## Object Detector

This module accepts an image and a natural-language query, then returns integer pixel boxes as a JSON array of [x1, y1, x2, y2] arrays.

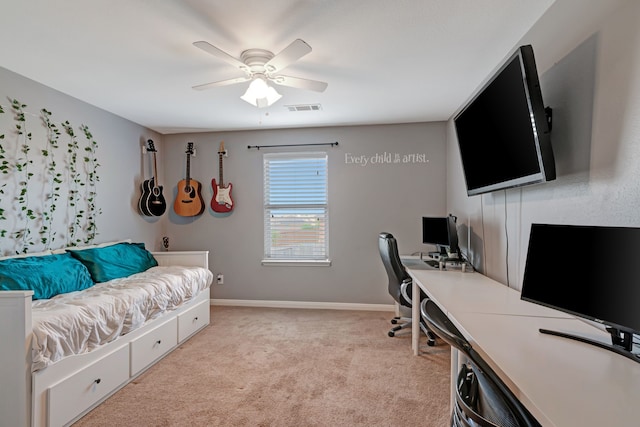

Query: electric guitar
[[174, 142, 205, 217], [211, 141, 234, 213], [138, 139, 167, 216]]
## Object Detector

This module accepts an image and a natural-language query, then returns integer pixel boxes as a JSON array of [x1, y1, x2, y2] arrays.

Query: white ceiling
[[0, 0, 555, 134]]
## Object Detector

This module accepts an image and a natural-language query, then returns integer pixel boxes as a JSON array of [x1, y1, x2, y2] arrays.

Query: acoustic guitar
[[138, 139, 167, 216], [211, 141, 234, 213], [174, 142, 205, 217]]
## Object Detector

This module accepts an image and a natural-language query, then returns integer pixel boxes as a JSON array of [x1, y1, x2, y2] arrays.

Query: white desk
[[406, 267, 640, 427], [409, 267, 572, 317]]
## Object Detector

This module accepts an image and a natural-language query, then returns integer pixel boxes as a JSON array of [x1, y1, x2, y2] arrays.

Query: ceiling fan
[[192, 39, 328, 108]]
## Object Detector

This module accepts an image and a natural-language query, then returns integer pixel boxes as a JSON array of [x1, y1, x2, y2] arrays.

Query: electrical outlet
[[216, 274, 224, 285]]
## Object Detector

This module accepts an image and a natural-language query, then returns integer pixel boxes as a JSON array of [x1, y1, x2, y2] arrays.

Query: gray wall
[[447, 0, 640, 290], [3, 0, 636, 304], [0, 64, 447, 305], [10, 0, 630, 304], [0, 67, 162, 254], [5, 0, 635, 304], [162, 123, 447, 304]]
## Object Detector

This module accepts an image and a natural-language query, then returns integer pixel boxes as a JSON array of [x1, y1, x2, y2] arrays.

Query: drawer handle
[[156, 339, 162, 345], [94, 378, 101, 385], [194, 316, 199, 321]]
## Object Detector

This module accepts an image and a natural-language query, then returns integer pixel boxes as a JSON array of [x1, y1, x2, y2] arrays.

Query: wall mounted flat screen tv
[[521, 223, 640, 363], [454, 45, 556, 196]]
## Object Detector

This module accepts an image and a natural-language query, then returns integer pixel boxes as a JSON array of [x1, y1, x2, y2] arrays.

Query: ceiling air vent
[[285, 104, 322, 112]]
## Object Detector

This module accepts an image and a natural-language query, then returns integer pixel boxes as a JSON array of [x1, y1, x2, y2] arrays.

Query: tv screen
[[521, 223, 640, 336], [422, 216, 459, 255], [454, 45, 556, 196]]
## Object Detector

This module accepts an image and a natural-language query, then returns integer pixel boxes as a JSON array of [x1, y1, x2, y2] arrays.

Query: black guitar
[[139, 139, 167, 216]]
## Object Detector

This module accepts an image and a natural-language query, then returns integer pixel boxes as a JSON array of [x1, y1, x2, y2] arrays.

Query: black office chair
[[378, 232, 436, 346], [420, 298, 541, 427]]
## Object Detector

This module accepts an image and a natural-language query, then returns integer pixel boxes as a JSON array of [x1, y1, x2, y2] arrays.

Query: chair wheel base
[[388, 331, 395, 337], [391, 319, 398, 325]]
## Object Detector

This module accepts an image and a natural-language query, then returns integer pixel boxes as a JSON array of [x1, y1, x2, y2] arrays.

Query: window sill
[[261, 259, 332, 267]]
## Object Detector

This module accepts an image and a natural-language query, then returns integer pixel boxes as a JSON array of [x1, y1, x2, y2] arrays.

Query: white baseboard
[[210, 298, 394, 312]]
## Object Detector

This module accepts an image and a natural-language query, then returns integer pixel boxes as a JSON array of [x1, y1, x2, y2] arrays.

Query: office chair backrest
[[420, 299, 471, 353], [378, 232, 411, 305], [454, 363, 523, 427]]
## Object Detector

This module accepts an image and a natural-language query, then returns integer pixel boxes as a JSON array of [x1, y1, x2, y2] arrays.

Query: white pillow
[[0, 250, 53, 261], [51, 239, 133, 254]]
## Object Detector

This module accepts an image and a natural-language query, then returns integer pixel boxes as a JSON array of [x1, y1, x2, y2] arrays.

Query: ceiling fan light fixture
[[240, 77, 282, 108]]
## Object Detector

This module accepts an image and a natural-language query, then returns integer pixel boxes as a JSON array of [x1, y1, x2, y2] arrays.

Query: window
[[263, 152, 329, 265]]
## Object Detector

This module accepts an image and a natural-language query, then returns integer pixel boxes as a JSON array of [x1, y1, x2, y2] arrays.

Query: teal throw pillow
[[0, 252, 94, 300], [67, 242, 158, 283]]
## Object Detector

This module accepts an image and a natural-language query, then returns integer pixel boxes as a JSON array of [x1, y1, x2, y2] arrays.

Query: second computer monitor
[[422, 215, 459, 256]]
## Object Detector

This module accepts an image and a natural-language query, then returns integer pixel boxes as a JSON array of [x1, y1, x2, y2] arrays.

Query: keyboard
[[423, 259, 440, 268], [401, 258, 436, 270]]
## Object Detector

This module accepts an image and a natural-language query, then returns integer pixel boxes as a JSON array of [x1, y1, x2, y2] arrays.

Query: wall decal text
[[344, 152, 428, 167]]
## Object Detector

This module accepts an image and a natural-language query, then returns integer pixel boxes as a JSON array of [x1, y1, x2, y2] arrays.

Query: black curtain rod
[[247, 142, 339, 150]]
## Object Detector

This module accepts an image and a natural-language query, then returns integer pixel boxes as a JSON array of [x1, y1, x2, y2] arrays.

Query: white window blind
[[263, 152, 328, 262]]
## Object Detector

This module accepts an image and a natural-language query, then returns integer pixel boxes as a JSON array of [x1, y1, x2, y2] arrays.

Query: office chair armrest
[[400, 278, 412, 303]]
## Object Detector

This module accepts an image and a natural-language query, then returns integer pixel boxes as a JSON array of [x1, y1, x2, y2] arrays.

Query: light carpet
[[73, 306, 451, 426]]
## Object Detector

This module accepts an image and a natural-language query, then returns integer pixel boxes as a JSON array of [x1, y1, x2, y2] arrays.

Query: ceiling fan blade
[[192, 76, 251, 91], [270, 75, 328, 93], [193, 41, 249, 72], [264, 39, 312, 73]]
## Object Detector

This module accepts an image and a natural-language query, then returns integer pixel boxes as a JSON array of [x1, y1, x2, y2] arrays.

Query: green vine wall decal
[[62, 120, 82, 246], [0, 104, 6, 238], [80, 124, 100, 244], [11, 99, 35, 252], [41, 108, 62, 247], [0, 98, 102, 256]]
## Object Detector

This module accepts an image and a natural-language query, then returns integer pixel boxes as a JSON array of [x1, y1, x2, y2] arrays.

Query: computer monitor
[[521, 223, 640, 363], [422, 215, 460, 257]]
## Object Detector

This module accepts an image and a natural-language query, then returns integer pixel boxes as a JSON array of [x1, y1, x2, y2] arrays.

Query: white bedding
[[30, 265, 213, 372]]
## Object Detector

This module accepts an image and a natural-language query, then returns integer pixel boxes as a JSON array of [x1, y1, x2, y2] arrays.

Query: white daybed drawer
[[47, 344, 129, 427], [178, 299, 210, 342], [130, 317, 178, 376]]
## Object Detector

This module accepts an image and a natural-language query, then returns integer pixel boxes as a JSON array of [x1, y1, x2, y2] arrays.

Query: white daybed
[[0, 247, 212, 427]]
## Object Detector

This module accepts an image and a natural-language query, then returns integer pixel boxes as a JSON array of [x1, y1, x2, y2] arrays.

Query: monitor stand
[[539, 327, 640, 364], [427, 246, 448, 260]]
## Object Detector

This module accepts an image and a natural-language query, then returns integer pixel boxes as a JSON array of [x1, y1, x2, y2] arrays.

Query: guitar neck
[[146, 139, 161, 188], [185, 152, 191, 185], [218, 153, 224, 186], [152, 152, 159, 185]]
